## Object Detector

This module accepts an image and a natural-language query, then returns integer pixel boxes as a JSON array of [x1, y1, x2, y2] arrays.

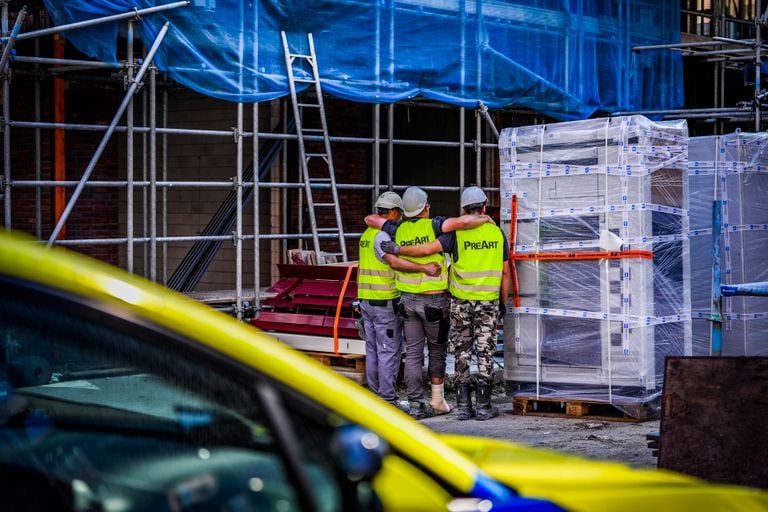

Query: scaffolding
[[2, 1, 764, 321], [629, 0, 768, 132], [0, 2, 505, 319]]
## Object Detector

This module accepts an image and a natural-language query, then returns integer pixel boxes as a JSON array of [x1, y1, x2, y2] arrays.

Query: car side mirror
[[330, 423, 389, 482]]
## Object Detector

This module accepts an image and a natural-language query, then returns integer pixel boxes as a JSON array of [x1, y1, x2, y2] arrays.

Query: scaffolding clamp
[[231, 126, 242, 143]]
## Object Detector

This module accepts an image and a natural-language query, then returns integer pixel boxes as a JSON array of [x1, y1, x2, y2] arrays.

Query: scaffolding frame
[[4, 2, 765, 319], [629, 0, 768, 132], [0, 2, 504, 319]]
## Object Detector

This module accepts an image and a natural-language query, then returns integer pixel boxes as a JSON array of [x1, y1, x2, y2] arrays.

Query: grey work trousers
[[400, 292, 449, 402], [360, 299, 403, 403]]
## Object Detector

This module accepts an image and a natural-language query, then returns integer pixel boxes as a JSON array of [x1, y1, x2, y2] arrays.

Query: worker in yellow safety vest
[[358, 191, 441, 410], [380, 186, 510, 421], [368, 186, 494, 419]]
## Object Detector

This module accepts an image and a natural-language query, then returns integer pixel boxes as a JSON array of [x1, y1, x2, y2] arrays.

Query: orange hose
[[333, 264, 357, 355]]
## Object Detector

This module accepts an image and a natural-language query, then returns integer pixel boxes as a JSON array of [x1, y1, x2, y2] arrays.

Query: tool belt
[[365, 298, 398, 307]]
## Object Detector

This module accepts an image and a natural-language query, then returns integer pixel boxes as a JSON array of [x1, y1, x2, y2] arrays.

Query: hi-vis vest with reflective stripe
[[449, 223, 504, 300], [395, 218, 448, 293], [358, 227, 398, 300]]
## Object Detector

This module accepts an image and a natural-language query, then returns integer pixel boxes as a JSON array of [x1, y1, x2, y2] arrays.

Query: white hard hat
[[461, 186, 487, 208], [374, 191, 403, 210], [402, 186, 428, 218]]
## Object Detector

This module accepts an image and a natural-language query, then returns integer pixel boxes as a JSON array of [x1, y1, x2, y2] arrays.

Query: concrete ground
[[421, 394, 660, 469], [415, 357, 660, 469]]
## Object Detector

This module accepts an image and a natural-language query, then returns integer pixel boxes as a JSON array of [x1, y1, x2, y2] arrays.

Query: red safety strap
[[508, 195, 653, 307], [509, 195, 521, 307], [510, 250, 653, 261]]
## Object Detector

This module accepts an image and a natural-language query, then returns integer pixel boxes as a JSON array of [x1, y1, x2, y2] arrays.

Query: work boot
[[456, 383, 474, 421], [475, 381, 499, 421], [409, 400, 427, 420], [387, 399, 411, 414], [429, 383, 453, 415]]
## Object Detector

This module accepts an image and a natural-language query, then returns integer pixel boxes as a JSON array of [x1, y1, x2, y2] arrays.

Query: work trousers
[[361, 299, 403, 403], [450, 298, 499, 385], [400, 292, 449, 402]]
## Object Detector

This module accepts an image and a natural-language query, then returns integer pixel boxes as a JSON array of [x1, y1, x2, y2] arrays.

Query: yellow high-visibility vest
[[358, 227, 398, 300], [395, 218, 447, 293], [449, 223, 503, 300]]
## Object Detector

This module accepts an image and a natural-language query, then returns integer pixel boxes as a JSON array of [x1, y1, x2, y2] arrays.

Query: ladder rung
[[302, 128, 324, 133], [289, 52, 313, 59], [298, 103, 320, 108], [315, 203, 336, 207], [306, 153, 327, 158], [317, 228, 341, 232], [294, 78, 315, 84]]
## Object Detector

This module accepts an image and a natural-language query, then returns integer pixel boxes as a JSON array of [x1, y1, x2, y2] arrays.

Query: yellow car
[[0, 229, 766, 512]]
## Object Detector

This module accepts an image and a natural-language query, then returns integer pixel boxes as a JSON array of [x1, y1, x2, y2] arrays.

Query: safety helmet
[[402, 186, 429, 218], [374, 191, 403, 210], [460, 186, 487, 209]]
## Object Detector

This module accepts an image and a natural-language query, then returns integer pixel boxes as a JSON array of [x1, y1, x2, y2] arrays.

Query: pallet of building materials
[[512, 394, 654, 422], [251, 263, 360, 347], [498, 115, 691, 414]]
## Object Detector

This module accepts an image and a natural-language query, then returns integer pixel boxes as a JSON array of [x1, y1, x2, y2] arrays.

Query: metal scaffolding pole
[[162, 86, 169, 284], [756, 0, 763, 131], [475, 105, 481, 188], [3, 2, 188, 43], [149, 64, 158, 282], [253, 102, 261, 310], [387, 104, 394, 188], [126, 19, 135, 273], [47, 23, 170, 245], [1, 3, 24, 228], [0, 6, 26, 73], [374, 103, 381, 197], [34, 37, 41, 238], [459, 107, 466, 200], [236, 102, 244, 319]]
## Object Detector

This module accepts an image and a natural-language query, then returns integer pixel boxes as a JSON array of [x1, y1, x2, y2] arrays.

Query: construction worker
[[381, 186, 510, 421], [365, 186, 494, 419], [358, 191, 442, 410]]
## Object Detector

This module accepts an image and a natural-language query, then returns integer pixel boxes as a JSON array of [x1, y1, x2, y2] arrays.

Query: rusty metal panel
[[658, 357, 768, 489]]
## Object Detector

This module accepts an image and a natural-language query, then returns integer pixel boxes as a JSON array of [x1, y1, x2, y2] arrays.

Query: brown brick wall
[[1, 41, 121, 265]]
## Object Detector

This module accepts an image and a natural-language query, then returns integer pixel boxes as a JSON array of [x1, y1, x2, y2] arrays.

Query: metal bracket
[[231, 126, 242, 143]]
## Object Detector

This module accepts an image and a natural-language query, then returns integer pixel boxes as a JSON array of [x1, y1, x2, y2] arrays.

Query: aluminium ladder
[[281, 31, 348, 264]]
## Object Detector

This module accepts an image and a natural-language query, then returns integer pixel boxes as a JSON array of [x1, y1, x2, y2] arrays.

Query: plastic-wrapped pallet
[[498, 115, 691, 417], [689, 132, 768, 357]]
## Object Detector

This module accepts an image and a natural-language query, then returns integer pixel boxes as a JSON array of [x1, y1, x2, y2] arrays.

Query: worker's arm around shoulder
[[383, 253, 441, 276], [396, 239, 443, 258], [441, 214, 494, 233]]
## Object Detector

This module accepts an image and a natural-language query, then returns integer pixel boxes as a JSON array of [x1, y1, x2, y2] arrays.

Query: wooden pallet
[[303, 351, 366, 385], [512, 395, 654, 422]]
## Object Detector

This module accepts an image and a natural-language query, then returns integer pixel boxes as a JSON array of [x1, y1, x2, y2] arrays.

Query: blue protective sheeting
[[42, 0, 683, 121]]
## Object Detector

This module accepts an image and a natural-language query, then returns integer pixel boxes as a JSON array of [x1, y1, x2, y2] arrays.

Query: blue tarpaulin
[[42, 0, 683, 121]]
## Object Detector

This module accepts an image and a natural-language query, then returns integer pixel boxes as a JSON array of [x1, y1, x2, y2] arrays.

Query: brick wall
[[1, 38, 121, 265]]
